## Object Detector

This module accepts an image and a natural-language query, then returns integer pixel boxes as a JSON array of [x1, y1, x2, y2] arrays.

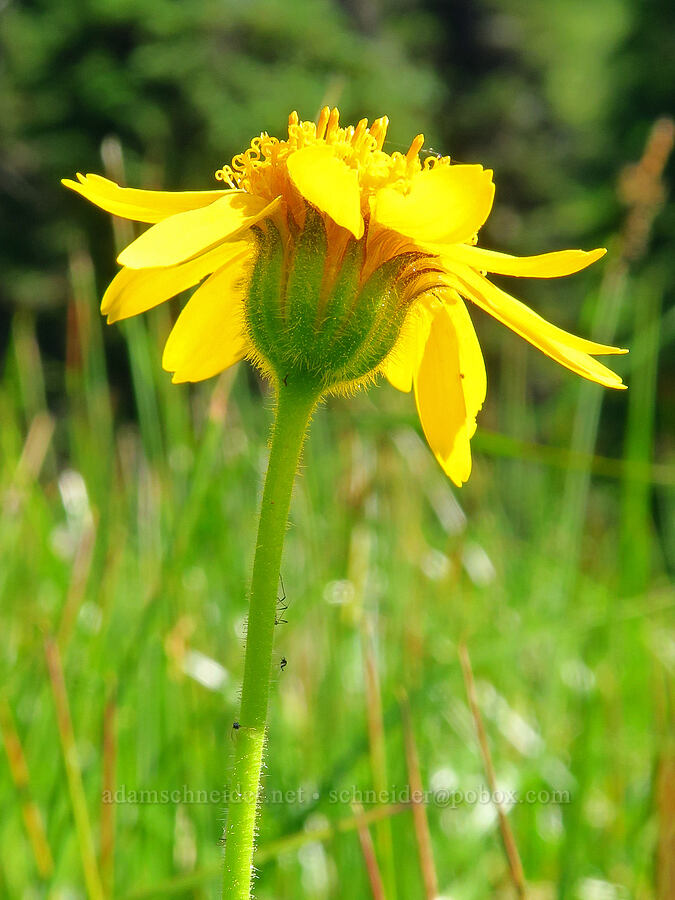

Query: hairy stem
[[222, 378, 319, 899]]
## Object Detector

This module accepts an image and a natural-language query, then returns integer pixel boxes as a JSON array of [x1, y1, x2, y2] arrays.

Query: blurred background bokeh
[[1, 0, 673, 897]]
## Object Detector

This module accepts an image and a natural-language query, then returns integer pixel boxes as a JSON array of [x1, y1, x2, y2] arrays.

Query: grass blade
[[459, 643, 527, 898], [353, 801, 388, 900], [0, 695, 54, 879], [44, 637, 105, 900], [399, 689, 438, 900]]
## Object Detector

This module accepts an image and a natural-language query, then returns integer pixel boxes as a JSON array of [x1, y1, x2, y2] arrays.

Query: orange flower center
[[215, 108, 453, 204]]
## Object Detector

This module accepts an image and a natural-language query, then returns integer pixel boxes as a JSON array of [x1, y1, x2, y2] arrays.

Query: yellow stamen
[[316, 106, 330, 140], [370, 116, 389, 152], [353, 118, 368, 144], [326, 108, 340, 141], [406, 134, 425, 166]]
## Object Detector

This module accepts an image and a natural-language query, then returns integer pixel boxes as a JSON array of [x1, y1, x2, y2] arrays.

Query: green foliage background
[[0, 0, 673, 897]]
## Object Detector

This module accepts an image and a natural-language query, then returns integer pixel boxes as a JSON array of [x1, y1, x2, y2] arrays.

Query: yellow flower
[[63, 107, 626, 486]]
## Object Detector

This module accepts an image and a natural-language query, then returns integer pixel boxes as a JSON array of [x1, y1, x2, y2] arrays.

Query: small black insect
[[420, 146, 443, 160], [275, 574, 288, 625], [280, 657, 287, 671], [231, 721, 240, 740]]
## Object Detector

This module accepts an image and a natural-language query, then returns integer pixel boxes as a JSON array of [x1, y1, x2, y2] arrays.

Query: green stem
[[222, 377, 320, 899]]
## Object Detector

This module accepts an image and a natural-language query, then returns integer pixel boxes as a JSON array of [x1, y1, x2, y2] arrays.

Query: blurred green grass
[[0, 148, 673, 898]]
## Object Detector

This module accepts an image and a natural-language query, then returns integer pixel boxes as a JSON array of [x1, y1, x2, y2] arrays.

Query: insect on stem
[[275, 574, 289, 625]]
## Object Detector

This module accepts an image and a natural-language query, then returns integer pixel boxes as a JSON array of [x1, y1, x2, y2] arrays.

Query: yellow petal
[[62, 173, 232, 224], [118, 193, 279, 269], [413, 300, 473, 486], [438, 243, 607, 278], [101, 241, 252, 323], [162, 251, 251, 383], [443, 292, 487, 437], [382, 304, 432, 392], [287, 144, 363, 238], [372, 165, 495, 245], [451, 263, 627, 388]]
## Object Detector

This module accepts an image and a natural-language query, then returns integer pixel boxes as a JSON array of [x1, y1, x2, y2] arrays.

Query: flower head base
[[63, 108, 627, 485], [244, 207, 446, 392], [214, 110, 458, 391]]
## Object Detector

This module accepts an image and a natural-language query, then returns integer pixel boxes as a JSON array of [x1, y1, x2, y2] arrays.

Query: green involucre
[[244, 207, 423, 394]]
